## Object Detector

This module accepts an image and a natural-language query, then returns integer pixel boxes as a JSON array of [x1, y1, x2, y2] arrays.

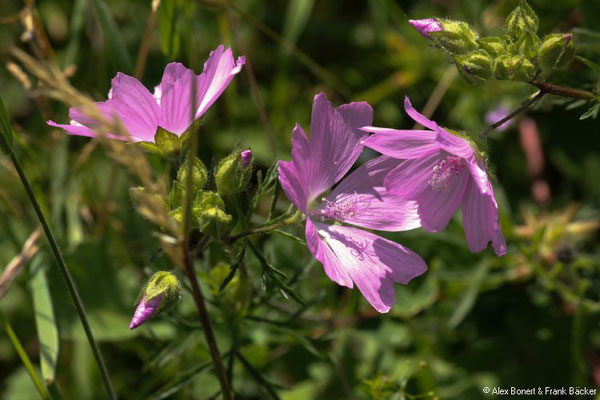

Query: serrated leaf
[[29, 256, 59, 385], [0, 96, 14, 156]]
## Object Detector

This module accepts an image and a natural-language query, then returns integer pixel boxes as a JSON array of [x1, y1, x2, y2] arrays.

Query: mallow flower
[[278, 93, 427, 313], [362, 97, 507, 256], [48, 45, 245, 143]]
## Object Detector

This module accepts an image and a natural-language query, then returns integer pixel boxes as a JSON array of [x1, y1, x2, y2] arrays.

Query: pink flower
[[241, 149, 252, 169], [409, 18, 443, 39], [129, 294, 163, 330], [48, 45, 245, 142], [278, 93, 426, 313], [362, 97, 507, 256]]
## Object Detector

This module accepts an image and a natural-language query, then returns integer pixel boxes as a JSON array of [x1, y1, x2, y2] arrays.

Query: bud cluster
[[410, 0, 575, 86]]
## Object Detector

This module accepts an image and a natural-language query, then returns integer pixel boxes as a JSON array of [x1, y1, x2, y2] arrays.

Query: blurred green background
[[0, 0, 599, 399]]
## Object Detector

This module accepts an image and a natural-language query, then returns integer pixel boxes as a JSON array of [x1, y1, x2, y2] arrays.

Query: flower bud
[[215, 149, 252, 196], [137, 127, 190, 156], [429, 19, 479, 54], [539, 33, 575, 72], [177, 156, 208, 195], [193, 191, 232, 233], [494, 55, 536, 81], [130, 271, 181, 330], [454, 50, 493, 86], [478, 36, 511, 58], [505, 0, 539, 38], [516, 30, 541, 59], [409, 18, 443, 39]]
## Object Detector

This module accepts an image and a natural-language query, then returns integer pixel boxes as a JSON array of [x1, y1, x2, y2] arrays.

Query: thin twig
[[531, 81, 597, 101], [479, 91, 546, 137], [228, 210, 302, 243], [181, 130, 233, 400]]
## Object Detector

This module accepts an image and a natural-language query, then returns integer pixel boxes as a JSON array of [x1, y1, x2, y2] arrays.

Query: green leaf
[[580, 102, 600, 120], [576, 56, 600, 76], [89, 0, 133, 73], [29, 256, 59, 385], [158, 0, 182, 59], [0, 96, 14, 156], [281, 0, 315, 55]]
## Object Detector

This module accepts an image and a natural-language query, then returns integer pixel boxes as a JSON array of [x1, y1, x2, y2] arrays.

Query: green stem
[[531, 81, 597, 100], [181, 132, 233, 400], [9, 153, 116, 400], [228, 210, 302, 243], [1, 311, 51, 400]]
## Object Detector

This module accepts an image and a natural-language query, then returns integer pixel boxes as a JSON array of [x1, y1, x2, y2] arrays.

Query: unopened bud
[[494, 55, 536, 81], [409, 18, 443, 39], [539, 33, 575, 72], [505, 0, 539, 38], [454, 50, 493, 86], [130, 271, 181, 330], [478, 36, 511, 58], [516, 30, 541, 59], [429, 19, 479, 54], [193, 191, 232, 233], [215, 149, 252, 195], [177, 156, 208, 195]]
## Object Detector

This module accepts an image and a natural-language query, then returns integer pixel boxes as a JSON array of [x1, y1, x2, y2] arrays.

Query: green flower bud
[[429, 19, 479, 55], [494, 55, 536, 81], [454, 50, 493, 86], [478, 36, 512, 58], [539, 33, 575, 72], [130, 271, 182, 329], [516, 29, 541, 60], [177, 156, 208, 195], [505, 0, 539, 38], [193, 191, 232, 233], [215, 149, 253, 196]]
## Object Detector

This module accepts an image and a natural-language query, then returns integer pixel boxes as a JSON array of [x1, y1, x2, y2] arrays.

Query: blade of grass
[[29, 256, 59, 385], [89, 0, 134, 73]]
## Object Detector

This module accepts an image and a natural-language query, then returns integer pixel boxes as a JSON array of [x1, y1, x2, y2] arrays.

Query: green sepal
[[137, 126, 191, 156], [0, 97, 14, 156], [215, 150, 253, 196], [505, 0, 539, 38], [516, 29, 541, 60], [136, 271, 182, 314], [430, 19, 479, 55], [493, 55, 536, 81], [478, 36, 513, 58], [192, 191, 232, 234], [177, 156, 208, 195], [539, 33, 575, 73], [454, 50, 493, 86]]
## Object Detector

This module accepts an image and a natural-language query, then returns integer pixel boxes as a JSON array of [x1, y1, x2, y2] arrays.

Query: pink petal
[[466, 156, 492, 195], [318, 156, 421, 231], [311, 222, 427, 313], [155, 62, 198, 135], [129, 293, 164, 330], [403, 96, 439, 131], [384, 152, 469, 232], [307, 93, 372, 202], [436, 128, 474, 159], [461, 177, 507, 256], [278, 124, 312, 213], [305, 219, 353, 288], [362, 127, 439, 159], [195, 46, 245, 119]]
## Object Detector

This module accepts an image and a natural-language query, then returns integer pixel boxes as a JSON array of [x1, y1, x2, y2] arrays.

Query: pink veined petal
[[384, 151, 469, 232], [155, 62, 198, 135], [436, 128, 474, 159], [403, 96, 439, 131], [466, 155, 492, 195], [362, 127, 439, 159], [104, 73, 160, 141], [195, 46, 245, 120], [312, 222, 427, 313], [307, 93, 372, 202], [278, 124, 312, 213], [305, 219, 353, 288], [129, 293, 164, 330], [47, 120, 125, 140], [318, 156, 421, 231], [461, 177, 507, 256]]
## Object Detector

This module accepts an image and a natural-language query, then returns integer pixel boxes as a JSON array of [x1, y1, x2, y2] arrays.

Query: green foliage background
[[0, 0, 599, 398]]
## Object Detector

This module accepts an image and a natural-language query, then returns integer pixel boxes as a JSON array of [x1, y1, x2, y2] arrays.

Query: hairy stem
[[228, 210, 303, 243], [9, 153, 116, 400], [181, 131, 233, 400], [531, 81, 597, 101], [479, 91, 546, 137]]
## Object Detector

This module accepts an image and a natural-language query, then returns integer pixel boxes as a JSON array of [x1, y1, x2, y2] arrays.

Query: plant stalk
[[228, 210, 302, 243], [479, 91, 546, 136], [8, 153, 116, 400], [531, 81, 597, 101]]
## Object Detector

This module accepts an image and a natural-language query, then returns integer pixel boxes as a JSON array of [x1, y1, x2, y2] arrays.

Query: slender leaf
[[580, 102, 600, 120], [0, 96, 14, 156], [89, 0, 133, 73], [448, 260, 491, 328], [29, 256, 59, 385], [158, 0, 181, 59]]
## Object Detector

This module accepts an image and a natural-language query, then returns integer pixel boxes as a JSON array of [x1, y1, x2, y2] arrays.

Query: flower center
[[428, 156, 465, 191], [315, 194, 366, 221]]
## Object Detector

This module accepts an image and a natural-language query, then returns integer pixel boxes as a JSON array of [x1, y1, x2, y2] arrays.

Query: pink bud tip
[[409, 18, 443, 39], [564, 33, 573, 44], [241, 149, 252, 169], [129, 294, 164, 330]]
